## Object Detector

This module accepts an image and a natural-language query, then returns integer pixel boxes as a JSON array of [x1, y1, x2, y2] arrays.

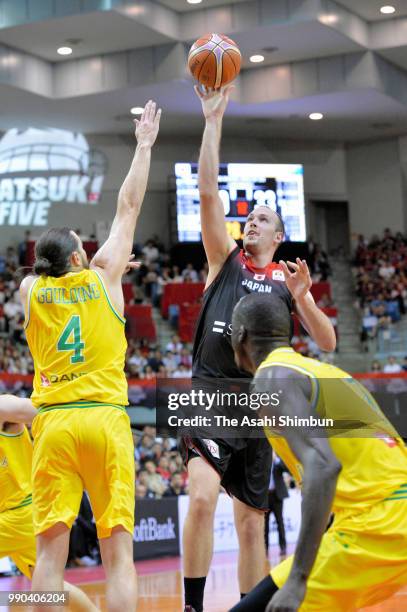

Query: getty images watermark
[[165, 388, 334, 430]]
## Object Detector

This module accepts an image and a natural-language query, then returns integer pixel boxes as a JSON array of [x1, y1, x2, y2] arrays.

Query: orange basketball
[[188, 33, 241, 89]]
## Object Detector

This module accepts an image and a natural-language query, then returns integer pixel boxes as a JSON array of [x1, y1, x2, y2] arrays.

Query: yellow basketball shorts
[[0, 503, 36, 578], [271, 493, 407, 611], [31, 404, 135, 538]]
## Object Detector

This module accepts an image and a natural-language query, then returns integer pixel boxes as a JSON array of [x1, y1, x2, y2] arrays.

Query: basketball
[[188, 33, 241, 89]]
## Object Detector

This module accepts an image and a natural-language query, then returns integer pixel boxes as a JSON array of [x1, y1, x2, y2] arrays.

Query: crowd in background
[[354, 229, 407, 344]]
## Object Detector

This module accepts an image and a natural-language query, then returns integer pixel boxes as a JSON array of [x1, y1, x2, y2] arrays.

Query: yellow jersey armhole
[[92, 269, 126, 325], [256, 361, 320, 411], [23, 278, 39, 331]]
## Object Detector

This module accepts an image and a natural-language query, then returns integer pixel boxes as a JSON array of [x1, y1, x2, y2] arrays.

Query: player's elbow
[[326, 457, 342, 479], [324, 338, 336, 353], [307, 451, 342, 482], [318, 332, 336, 353]]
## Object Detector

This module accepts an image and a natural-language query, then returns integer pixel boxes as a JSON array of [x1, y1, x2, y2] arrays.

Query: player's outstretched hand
[[279, 258, 312, 301], [134, 100, 162, 147], [195, 84, 234, 121], [123, 254, 141, 275], [265, 579, 306, 612]]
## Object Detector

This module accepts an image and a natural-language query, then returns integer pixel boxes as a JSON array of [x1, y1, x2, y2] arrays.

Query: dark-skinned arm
[[254, 366, 341, 612]]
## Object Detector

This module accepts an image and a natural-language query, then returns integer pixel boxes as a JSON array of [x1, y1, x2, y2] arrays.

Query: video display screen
[[175, 162, 306, 242]]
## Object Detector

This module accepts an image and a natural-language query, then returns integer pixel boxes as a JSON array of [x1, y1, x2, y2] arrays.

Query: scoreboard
[[175, 162, 306, 243]]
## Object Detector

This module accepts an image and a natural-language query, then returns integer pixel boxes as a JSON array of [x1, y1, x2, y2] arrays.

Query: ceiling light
[[130, 107, 144, 115], [187, 0, 202, 4], [380, 5, 396, 14], [250, 54, 265, 63], [319, 14, 338, 25], [57, 46, 72, 56], [309, 112, 324, 120]]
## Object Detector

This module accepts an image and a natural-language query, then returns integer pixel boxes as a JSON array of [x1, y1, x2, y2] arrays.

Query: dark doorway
[[310, 201, 350, 256]]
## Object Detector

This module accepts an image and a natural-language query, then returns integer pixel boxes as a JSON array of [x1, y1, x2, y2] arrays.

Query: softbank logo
[[0, 128, 107, 226], [212, 321, 226, 333]]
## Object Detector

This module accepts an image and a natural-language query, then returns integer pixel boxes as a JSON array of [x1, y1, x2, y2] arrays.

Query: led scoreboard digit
[[175, 163, 306, 242]]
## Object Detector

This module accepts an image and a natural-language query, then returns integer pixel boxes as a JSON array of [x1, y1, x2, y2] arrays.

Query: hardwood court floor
[[0, 550, 405, 611]]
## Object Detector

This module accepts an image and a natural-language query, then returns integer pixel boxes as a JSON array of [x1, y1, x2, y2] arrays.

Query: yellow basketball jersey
[[258, 347, 407, 513], [0, 426, 32, 513], [25, 269, 128, 408]]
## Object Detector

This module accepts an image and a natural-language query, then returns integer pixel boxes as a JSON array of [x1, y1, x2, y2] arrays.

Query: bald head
[[231, 293, 291, 372]]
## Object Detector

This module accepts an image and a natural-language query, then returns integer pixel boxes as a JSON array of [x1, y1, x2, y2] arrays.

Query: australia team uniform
[[258, 348, 407, 610], [24, 268, 134, 537], [182, 246, 292, 510], [0, 426, 36, 578]]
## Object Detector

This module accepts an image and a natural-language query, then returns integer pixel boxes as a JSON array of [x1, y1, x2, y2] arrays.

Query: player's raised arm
[[91, 100, 161, 284], [280, 258, 337, 352], [195, 86, 236, 285], [254, 367, 341, 612], [0, 394, 37, 424]]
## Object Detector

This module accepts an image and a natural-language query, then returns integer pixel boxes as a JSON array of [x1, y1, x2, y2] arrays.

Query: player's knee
[[188, 489, 217, 521], [236, 510, 264, 545]]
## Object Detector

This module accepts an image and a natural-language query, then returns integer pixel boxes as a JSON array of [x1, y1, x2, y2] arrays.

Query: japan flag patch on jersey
[[253, 273, 265, 281], [272, 269, 285, 281]]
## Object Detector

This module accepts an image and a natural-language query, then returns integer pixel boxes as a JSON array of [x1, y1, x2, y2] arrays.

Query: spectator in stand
[[143, 264, 160, 305], [3, 291, 24, 329], [142, 365, 156, 379], [171, 265, 183, 282], [157, 456, 171, 483], [166, 334, 183, 354], [128, 347, 148, 371], [135, 484, 149, 499], [383, 356, 403, 374], [137, 434, 155, 461], [179, 347, 192, 368], [378, 258, 395, 281], [150, 442, 163, 463], [172, 363, 192, 378], [163, 350, 179, 374], [402, 357, 407, 372], [371, 360, 382, 373], [137, 470, 157, 499], [310, 244, 331, 281], [142, 239, 160, 264], [143, 460, 167, 498], [164, 472, 186, 497], [182, 263, 198, 282], [147, 349, 164, 372]]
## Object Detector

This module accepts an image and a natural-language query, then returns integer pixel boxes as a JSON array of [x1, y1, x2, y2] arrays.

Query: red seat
[[161, 283, 205, 318], [125, 304, 156, 341], [122, 283, 134, 303]]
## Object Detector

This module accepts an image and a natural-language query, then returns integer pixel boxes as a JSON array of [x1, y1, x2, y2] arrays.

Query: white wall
[[346, 138, 406, 239]]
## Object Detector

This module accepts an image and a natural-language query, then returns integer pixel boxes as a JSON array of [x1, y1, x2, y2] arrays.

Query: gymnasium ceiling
[[2, 0, 407, 141]]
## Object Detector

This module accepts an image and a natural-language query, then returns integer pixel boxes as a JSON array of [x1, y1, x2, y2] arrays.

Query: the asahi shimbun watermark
[[0, 128, 107, 226], [155, 377, 403, 439]]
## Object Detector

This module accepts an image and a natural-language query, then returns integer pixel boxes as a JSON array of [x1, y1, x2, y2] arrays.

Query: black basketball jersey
[[193, 247, 293, 379]]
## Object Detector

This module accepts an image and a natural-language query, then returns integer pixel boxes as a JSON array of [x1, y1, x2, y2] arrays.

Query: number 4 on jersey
[[57, 315, 85, 364]]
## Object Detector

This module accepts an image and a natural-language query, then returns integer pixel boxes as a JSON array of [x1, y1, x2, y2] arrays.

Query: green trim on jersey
[[23, 277, 40, 330], [0, 429, 24, 438], [9, 493, 33, 511], [38, 401, 125, 414]]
